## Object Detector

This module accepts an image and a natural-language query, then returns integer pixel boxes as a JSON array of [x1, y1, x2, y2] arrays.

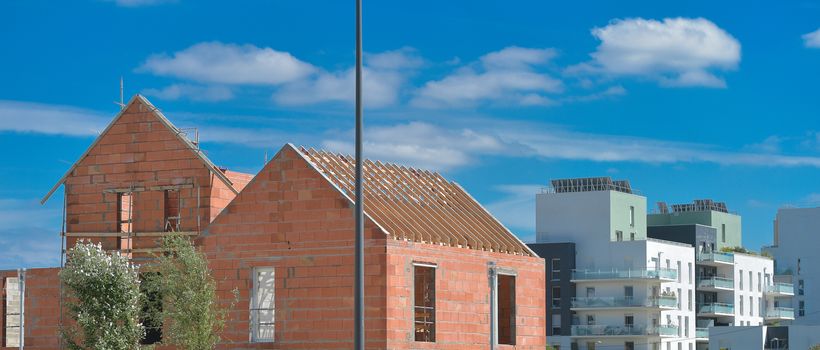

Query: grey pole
[[353, 0, 365, 349]]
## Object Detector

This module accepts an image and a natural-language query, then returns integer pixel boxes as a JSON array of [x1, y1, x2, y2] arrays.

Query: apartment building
[[648, 201, 793, 350], [708, 325, 820, 349], [533, 177, 697, 350], [763, 206, 820, 325], [3, 95, 547, 349]]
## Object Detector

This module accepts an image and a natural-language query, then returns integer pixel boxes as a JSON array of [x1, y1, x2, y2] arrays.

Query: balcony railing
[[571, 296, 677, 309], [765, 307, 795, 319], [571, 325, 678, 337], [572, 268, 678, 281], [698, 302, 735, 315], [696, 327, 709, 339], [698, 276, 734, 290], [697, 252, 734, 264], [765, 283, 794, 295]]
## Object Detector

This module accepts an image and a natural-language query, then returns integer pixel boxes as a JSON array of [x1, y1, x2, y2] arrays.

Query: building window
[[677, 262, 682, 283], [677, 288, 682, 309], [685, 316, 689, 337], [164, 189, 180, 232], [630, 232, 635, 241], [758, 272, 762, 292], [629, 206, 635, 227], [721, 224, 726, 243], [552, 286, 561, 308], [626, 341, 635, 350], [739, 269, 744, 290], [587, 341, 597, 350], [586, 287, 595, 298], [798, 258, 802, 275], [551, 314, 561, 336], [799, 279, 805, 295], [625, 314, 634, 328], [739, 296, 744, 315], [624, 286, 634, 299], [677, 316, 682, 336], [117, 192, 133, 251], [688, 263, 693, 284], [551, 258, 561, 280], [414, 264, 436, 342], [587, 314, 595, 325], [749, 296, 754, 316], [688, 290, 692, 311], [251, 267, 275, 343], [616, 230, 623, 242], [497, 274, 516, 345], [4, 277, 21, 348], [749, 271, 753, 291], [799, 301, 806, 317]]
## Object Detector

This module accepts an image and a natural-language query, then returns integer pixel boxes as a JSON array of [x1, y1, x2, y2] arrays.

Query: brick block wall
[[0, 268, 61, 350], [384, 241, 546, 349], [202, 146, 389, 350]]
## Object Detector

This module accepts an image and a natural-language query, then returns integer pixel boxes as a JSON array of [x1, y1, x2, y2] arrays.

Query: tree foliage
[[60, 241, 144, 350], [143, 233, 235, 350]]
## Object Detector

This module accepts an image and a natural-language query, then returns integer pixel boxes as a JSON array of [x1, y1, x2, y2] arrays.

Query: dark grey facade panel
[[527, 242, 576, 337]]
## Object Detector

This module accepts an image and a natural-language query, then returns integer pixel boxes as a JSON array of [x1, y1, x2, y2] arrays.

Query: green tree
[[144, 233, 234, 350], [810, 344, 820, 350], [60, 241, 144, 350]]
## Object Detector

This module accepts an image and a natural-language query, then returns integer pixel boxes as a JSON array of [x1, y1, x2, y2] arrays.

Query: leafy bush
[[143, 233, 235, 350], [60, 241, 144, 350]]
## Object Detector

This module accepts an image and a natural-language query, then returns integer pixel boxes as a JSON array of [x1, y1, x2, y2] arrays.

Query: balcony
[[571, 268, 677, 282], [570, 296, 677, 310], [765, 307, 795, 321], [698, 276, 734, 292], [696, 327, 709, 341], [571, 325, 678, 338], [696, 252, 734, 266], [698, 303, 735, 317], [764, 283, 795, 297]]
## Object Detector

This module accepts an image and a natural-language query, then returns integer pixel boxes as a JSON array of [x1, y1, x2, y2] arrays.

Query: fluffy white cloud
[[138, 42, 316, 85], [143, 84, 234, 102], [570, 17, 740, 88], [0, 100, 107, 136], [412, 47, 563, 108], [803, 28, 820, 48], [321, 121, 513, 170], [272, 48, 422, 108]]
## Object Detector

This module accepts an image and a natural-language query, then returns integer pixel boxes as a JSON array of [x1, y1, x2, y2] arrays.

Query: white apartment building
[[535, 178, 793, 350], [763, 206, 820, 325], [537, 177, 697, 350]]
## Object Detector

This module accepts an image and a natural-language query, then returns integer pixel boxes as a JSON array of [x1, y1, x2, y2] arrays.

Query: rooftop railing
[[697, 252, 734, 264]]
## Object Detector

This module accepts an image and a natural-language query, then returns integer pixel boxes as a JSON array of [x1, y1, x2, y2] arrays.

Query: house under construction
[[0, 95, 546, 349]]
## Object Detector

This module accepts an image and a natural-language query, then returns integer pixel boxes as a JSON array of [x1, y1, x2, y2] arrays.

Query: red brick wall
[[384, 241, 546, 349], [202, 145, 388, 349], [63, 99, 241, 256], [0, 268, 61, 350], [201, 145, 546, 349]]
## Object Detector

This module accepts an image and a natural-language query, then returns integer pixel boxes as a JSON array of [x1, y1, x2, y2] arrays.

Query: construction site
[[0, 95, 547, 349]]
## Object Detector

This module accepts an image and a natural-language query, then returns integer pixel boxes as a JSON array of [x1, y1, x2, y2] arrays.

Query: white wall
[[764, 207, 820, 325], [732, 254, 773, 326]]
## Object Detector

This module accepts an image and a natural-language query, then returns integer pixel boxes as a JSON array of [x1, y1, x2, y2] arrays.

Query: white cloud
[[138, 42, 316, 85], [0, 199, 62, 269], [803, 28, 820, 48], [570, 17, 740, 88], [143, 84, 234, 102], [0, 100, 107, 136], [104, 0, 175, 7], [412, 47, 563, 108], [485, 184, 542, 237], [321, 121, 513, 170], [272, 48, 422, 108]]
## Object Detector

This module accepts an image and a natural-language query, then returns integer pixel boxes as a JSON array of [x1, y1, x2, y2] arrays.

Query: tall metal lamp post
[[353, 0, 365, 349]]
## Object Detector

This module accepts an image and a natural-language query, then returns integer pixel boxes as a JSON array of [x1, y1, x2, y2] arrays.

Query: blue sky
[[1, 0, 819, 269]]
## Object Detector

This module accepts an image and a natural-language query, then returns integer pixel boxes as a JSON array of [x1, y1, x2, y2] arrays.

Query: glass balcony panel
[[698, 276, 734, 289], [571, 325, 677, 336], [765, 307, 794, 319], [765, 283, 794, 295], [696, 327, 709, 338], [697, 252, 734, 264], [698, 303, 734, 315], [571, 296, 677, 308], [572, 268, 678, 281]]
